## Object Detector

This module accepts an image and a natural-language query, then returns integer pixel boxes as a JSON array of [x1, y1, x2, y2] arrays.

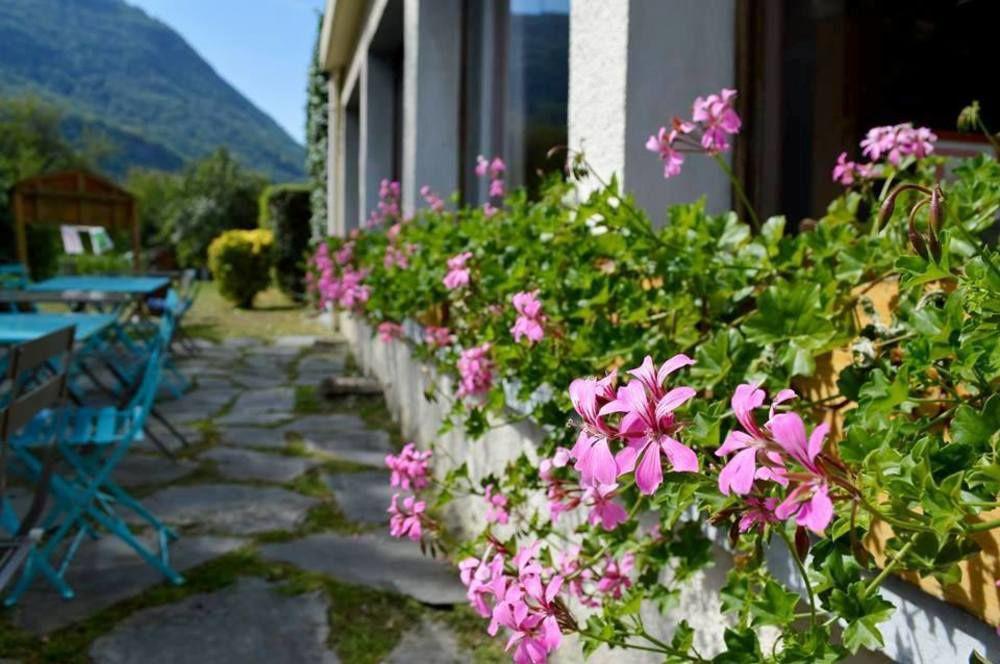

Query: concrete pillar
[[361, 54, 398, 218], [401, 0, 463, 216], [326, 75, 341, 237], [569, 0, 736, 223]]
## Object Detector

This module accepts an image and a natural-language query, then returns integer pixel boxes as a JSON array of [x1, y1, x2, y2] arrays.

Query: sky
[[129, 0, 326, 145]]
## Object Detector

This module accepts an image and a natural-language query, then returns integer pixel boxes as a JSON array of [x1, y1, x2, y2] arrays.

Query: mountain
[[0, 0, 305, 181]]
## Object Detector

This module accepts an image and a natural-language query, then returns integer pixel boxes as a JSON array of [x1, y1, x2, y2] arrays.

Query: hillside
[[0, 0, 304, 181]]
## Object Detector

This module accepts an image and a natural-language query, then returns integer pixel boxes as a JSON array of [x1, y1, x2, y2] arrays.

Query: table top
[[26, 276, 170, 295], [0, 313, 118, 344]]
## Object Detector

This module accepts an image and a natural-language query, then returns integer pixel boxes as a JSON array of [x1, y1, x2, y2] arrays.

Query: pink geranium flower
[[387, 493, 425, 541], [423, 326, 454, 348], [377, 321, 403, 342], [457, 343, 494, 397], [584, 483, 628, 531], [601, 355, 699, 494], [443, 251, 473, 289], [715, 384, 795, 496], [511, 290, 546, 345], [770, 412, 834, 534], [385, 443, 431, 490], [484, 484, 510, 525]]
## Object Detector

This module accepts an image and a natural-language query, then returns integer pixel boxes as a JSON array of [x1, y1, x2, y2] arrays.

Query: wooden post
[[130, 198, 141, 272], [13, 189, 29, 272]]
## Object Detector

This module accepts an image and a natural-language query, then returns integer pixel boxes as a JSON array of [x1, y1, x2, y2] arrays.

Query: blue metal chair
[[4, 321, 184, 605], [0, 327, 74, 596]]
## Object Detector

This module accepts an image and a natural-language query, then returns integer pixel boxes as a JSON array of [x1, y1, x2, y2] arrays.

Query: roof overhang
[[319, 0, 368, 72]]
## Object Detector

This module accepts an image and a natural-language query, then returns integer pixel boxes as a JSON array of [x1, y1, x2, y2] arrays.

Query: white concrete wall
[[338, 312, 998, 663], [568, 0, 734, 223]]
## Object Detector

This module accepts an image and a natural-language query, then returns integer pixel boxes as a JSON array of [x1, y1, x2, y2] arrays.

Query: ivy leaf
[[857, 368, 909, 415], [750, 579, 800, 626], [670, 620, 694, 653], [826, 581, 895, 653], [951, 394, 1000, 448], [713, 628, 762, 663]]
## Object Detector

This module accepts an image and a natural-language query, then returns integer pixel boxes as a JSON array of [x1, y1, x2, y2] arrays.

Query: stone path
[[0, 334, 480, 663]]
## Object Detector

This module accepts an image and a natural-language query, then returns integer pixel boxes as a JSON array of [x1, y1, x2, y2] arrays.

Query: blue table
[[26, 276, 170, 296], [0, 313, 118, 344]]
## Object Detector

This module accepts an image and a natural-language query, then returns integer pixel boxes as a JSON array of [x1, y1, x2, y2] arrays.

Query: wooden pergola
[[12, 170, 140, 271]]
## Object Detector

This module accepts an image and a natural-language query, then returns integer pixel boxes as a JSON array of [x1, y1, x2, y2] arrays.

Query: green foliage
[[58, 252, 132, 276], [259, 183, 312, 299], [207, 228, 273, 308], [315, 149, 1000, 661], [0, 0, 304, 181], [130, 148, 268, 269], [305, 13, 329, 238]]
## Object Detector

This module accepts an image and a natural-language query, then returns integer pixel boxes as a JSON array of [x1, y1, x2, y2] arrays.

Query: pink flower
[[377, 321, 403, 342], [489, 157, 506, 178], [388, 493, 425, 541], [584, 484, 628, 531], [443, 251, 473, 289], [383, 245, 409, 269], [484, 484, 510, 525], [423, 326, 454, 348], [769, 412, 834, 534], [568, 372, 620, 487], [691, 88, 741, 154], [737, 496, 780, 533], [483, 202, 499, 218], [861, 123, 937, 165], [601, 355, 699, 494], [420, 184, 446, 213], [334, 242, 354, 266], [475, 155, 489, 177], [457, 343, 494, 397], [511, 290, 546, 345], [645, 127, 685, 178], [493, 585, 562, 664], [459, 550, 507, 618], [715, 384, 796, 496], [489, 178, 505, 198], [385, 443, 432, 490], [595, 553, 634, 600]]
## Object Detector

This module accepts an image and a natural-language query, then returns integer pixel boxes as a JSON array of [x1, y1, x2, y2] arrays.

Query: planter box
[[338, 312, 998, 663]]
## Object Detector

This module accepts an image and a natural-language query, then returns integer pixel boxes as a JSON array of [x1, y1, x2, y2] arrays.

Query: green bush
[[259, 183, 311, 300], [58, 252, 132, 275], [207, 229, 273, 308]]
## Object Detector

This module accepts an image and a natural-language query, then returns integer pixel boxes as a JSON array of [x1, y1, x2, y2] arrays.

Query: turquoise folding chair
[[0, 263, 36, 313], [0, 327, 74, 596], [4, 323, 184, 605]]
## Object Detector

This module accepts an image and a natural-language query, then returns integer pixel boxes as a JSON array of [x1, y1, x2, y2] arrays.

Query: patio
[[0, 331, 496, 663]]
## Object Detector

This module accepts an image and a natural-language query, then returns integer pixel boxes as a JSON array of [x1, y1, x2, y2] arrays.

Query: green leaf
[[951, 394, 1000, 448], [749, 579, 800, 626]]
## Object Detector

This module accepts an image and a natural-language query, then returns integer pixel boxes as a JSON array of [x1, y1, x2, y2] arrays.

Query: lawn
[[184, 281, 330, 342]]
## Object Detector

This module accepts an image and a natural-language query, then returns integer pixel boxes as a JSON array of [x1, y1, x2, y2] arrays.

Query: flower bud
[[876, 193, 897, 231], [908, 210, 929, 260]]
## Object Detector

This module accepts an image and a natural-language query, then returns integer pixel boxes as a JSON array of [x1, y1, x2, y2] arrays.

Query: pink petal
[[807, 422, 830, 464], [657, 354, 695, 384], [661, 435, 698, 473], [768, 388, 797, 419], [655, 386, 696, 421], [634, 442, 663, 494], [798, 484, 833, 534], [614, 443, 640, 474], [768, 412, 808, 464], [718, 447, 757, 495], [716, 429, 754, 457], [731, 383, 765, 434], [587, 438, 618, 487], [626, 356, 658, 393]]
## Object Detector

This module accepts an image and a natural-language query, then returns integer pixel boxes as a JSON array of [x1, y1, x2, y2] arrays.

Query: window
[[461, 0, 569, 202]]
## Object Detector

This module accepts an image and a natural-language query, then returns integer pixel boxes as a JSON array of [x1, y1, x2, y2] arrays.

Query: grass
[[185, 282, 328, 342]]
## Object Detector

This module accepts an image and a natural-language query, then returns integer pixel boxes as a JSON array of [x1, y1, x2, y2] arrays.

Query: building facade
[[319, 0, 997, 237]]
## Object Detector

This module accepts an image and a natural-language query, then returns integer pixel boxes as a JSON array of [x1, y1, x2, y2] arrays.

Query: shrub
[[207, 228, 273, 308], [259, 183, 311, 300], [58, 252, 132, 275]]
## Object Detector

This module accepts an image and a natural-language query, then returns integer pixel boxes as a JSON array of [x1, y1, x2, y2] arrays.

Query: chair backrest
[[0, 327, 73, 536]]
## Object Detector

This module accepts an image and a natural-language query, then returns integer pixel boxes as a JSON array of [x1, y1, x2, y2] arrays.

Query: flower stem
[[778, 528, 816, 626], [713, 154, 760, 232], [863, 539, 914, 598], [966, 517, 1000, 534]]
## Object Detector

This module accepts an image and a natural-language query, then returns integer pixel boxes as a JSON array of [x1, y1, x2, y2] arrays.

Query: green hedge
[[259, 183, 312, 300], [207, 229, 273, 308]]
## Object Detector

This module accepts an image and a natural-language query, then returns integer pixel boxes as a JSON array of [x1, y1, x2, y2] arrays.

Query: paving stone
[[215, 387, 296, 425], [327, 471, 393, 524], [384, 618, 467, 664], [223, 337, 258, 349], [155, 388, 234, 420], [260, 532, 466, 605], [295, 428, 394, 467], [219, 425, 289, 450], [274, 335, 320, 348], [296, 354, 346, 383], [113, 454, 197, 488], [204, 447, 314, 483], [11, 536, 244, 635], [228, 371, 288, 391], [89, 577, 338, 664], [319, 375, 382, 396], [241, 353, 294, 375], [133, 484, 318, 535], [136, 423, 199, 455]]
